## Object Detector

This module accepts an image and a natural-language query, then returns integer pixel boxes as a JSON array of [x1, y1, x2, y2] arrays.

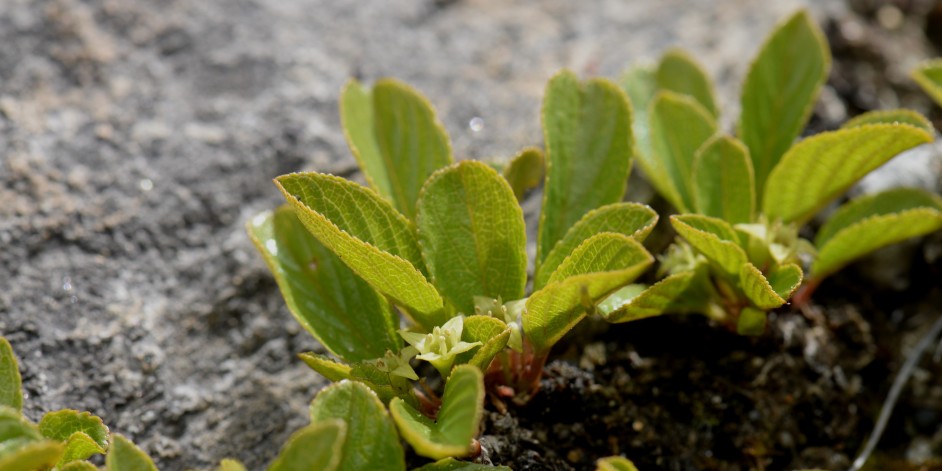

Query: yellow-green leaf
[[0, 406, 42, 446], [526, 234, 653, 352], [738, 263, 787, 310], [656, 48, 718, 117], [502, 147, 544, 201], [106, 435, 157, 471], [310, 381, 405, 471], [767, 263, 803, 300], [736, 307, 767, 336], [298, 352, 353, 382], [911, 59, 942, 108], [248, 207, 400, 361], [340, 79, 453, 219], [597, 456, 639, 471], [390, 365, 484, 460], [277, 173, 446, 328], [763, 124, 933, 224], [456, 316, 510, 370], [670, 215, 747, 278], [648, 91, 718, 211], [538, 70, 633, 264], [60, 461, 99, 471], [842, 109, 933, 133], [413, 458, 511, 470], [39, 410, 109, 464], [268, 421, 345, 471], [739, 9, 830, 197], [599, 266, 712, 323], [218, 458, 248, 471], [620, 66, 657, 161], [0, 339, 22, 413], [0, 440, 63, 471], [692, 135, 755, 224], [416, 161, 527, 315], [535, 203, 658, 290]]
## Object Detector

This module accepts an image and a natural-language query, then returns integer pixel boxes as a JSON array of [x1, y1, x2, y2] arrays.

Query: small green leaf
[[648, 91, 718, 211], [0, 339, 22, 413], [739, 9, 830, 196], [390, 365, 484, 460], [763, 124, 933, 224], [596, 456, 639, 471], [58, 432, 105, 465], [39, 410, 109, 464], [455, 316, 509, 369], [812, 189, 942, 279], [767, 263, 803, 300], [219, 459, 248, 471], [341, 79, 453, 219], [0, 440, 64, 471], [656, 48, 719, 117], [692, 135, 755, 224], [106, 435, 157, 471], [535, 203, 658, 290], [738, 263, 787, 310], [277, 173, 446, 328], [670, 215, 747, 278], [268, 421, 345, 471], [599, 266, 712, 323], [0, 407, 41, 444], [502, 147, 545, 201], [842, 109, 933, 133], [736, 307, 767, 336], [620, 66, 657, 161], [416, 161, 527, 315], [60, 461, 99, 471], [413, 458, 511, 470], [310, 381, 405, 471], [298, 352, 353, 382], [526, 234, 654, 352], [911, 59, 942, 108], [538, 70, 634, 264]]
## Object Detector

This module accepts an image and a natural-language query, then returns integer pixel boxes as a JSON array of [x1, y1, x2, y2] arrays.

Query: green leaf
[[58, 432, 105, 465], [310, 381, 405, 471], [268, 421, 345, 471], [0, 407, 41, 445], [416, 161, 528, 314], [455, 316, 509, 369], [341, 79, 453, 219], [762, 124, 933, 224], [390, 365, 484, 460], [670, 215, 747, 278], [39, 410, 109, 464], [248, 207, 400, 362], [538, 70, 634, 264], [739, 9, 830, 196], [60, 461, 99, 471], [692, 135, 755, 224], [842, 109, 933, 133], [647, 90, 718, 211], [502, 147, 545, 201], [738, 263, 787, 310], [736, 307, 767, 336], [812, 189, 942, 279], [767, 263, 803, 300], [298, 352, 353, 382], [0, 440, 63, 471], [656, 48, 718, 117], [299, 353, 415, 405], [413, 458, 511, 470], [596, 456, 639, 471], [106, 435, 157, 471], [534, 203, 658, 290], [277, 173, 446, 328], [911, 59, 942, 108], [526, 234, 654, 352], [219, 459, 247, 471], [0, 339, 22, 413], [620, 66, 657, 161], [599, 266, 712, 323]]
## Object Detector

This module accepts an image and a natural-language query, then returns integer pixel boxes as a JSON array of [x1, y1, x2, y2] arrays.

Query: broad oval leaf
[[39, 410, 109, 464], [248, 207, 400, 362], [60, 461, 99, 471], [0, 440, 63, 471], [912, 59, 942, 108], [599, 265, 712, 323], [416, 161, 527, 315], [738, 263, 787, 310], [277, 173, 446, 328], [341, 79, 453, 219], [739, 9, 830, 196], [526, 234, 654, 352], [620, 66, 657, 163], [0, 339, 22, 412], [656, 48, 719, 117], [58, 432, 104, 465], [389, 365, 484, 460], [692, 135, 755, 224], [268, 421, 345, 471], [763, 124, 933, 224], [670, 215, 747, 278], [535, 203, 658, 290], [538, 70, 634, 264], [767, 263, 803, 300], [106, 435, 157, 471], [502, 147, 545, 202], [815, 188, 942, 247], [414, 458, 511, 470], [597, 456, 639, 471], [456, 316, 510, 370], [218, 459, 248, 471], [309, 381, 405, 471], [648, 90, 718, 211], [842, 109, 933, 133], [0, 407, 42, 447]]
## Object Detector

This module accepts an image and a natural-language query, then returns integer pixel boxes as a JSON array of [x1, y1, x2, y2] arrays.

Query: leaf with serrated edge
[[912, 59, 942, 108], [656, 48, 719, 117], [310, 381, 405, 471], [248, 207, 400, 362], [693, 135, 755, 224], [842, 109, 933, 133], [600, 266, 712, 323], [106, 435, 157, 471], [58, 432, 104, 465], [815, 188, 942, 247], [502, 147, 544, 202], [0, 339, 22, 412], [738, 263, 786, 310], [538, 70, 633, 264], [526, 234, 653, 352], [535, 203, 658, 290], [455, 316, 507, 367], [39, 410, 109, 464], [767, 263, 802, 300], [649, 91, 718, 211], [670, 215, 747, 278], [298, 352, 352, 382], [416, 161, 527, 315], [390, 365, 484, 460], [0, 440, 63, 471], [763, 124, 933, 224], [413, 458, 512, 471], [739, 10, 830, 197], [277, 173, 446, 328], [268, 421, 345, 471], [597, 456, 640, 471], [341, 79, 453, 219]]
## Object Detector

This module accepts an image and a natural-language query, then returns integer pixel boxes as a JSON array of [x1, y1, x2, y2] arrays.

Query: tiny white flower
[[399, 315, 481, 376], [367, 346, 419, 381]]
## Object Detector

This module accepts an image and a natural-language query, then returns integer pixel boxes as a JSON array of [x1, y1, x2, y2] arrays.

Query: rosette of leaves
[[249, 70, 657, 413], [612, 9, 942, 334]]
